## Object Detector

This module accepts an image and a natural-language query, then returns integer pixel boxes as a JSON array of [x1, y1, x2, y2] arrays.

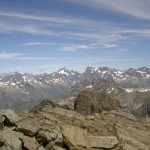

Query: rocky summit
[[0, 99, 150, 150]]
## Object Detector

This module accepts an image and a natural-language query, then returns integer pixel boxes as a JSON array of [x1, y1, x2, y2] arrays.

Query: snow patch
[[86, 85, 93, 89]]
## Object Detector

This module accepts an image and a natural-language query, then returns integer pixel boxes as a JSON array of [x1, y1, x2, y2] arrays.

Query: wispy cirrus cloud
[[17, 57, 57, 60], [0, 51, 57, 60], [0, 10, 150, 47], [101, 43, 118, 49], [60, 44, 96, 52], [115, 49, 128, 54], [0, 53, 22, 59], [62, 0, 150, 20], [66, 56, 141, 63], [0, 11, 99, 27], [20, 42, 53, 46]]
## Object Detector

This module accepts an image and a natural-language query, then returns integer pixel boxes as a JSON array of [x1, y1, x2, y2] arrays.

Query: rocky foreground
[[0, 100, 150, 150]]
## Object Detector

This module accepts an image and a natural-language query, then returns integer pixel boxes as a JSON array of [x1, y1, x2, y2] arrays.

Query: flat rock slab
[[110, 110, 137, 121], [115, 123, 149, 150], [61, 125, 90, 150], [88, 136, 118, 149], [17, 120, 39, 136]]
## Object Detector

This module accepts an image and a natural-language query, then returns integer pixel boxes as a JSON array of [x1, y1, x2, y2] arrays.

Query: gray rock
[[38, 146, 46, 150], [2, 138, 22, 150], [88, 136, 118, 149], [45, 141, 55, 149], [23, 136, 39, 150], [0, 115, 5, 131], [37, 130, 58, 143], [0, 109, 19, 125], [51, 145, 65, 150], [54, 130, 64, 147], [53, 108, 66, 116], [0, 137, 5, 147], [17, 120, 39, 136]]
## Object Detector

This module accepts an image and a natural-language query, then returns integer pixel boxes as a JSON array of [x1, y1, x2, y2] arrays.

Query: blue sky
[[0, 0, 150, 73]]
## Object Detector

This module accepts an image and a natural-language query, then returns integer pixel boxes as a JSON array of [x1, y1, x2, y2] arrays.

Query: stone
[[88, 136, 118, 149], [110, 110, 137, 121], [51, 145, 65, 150], [45, 141, 55, 149], [61, 125, 90, 150], [53, 108, 66, 116], [23, 136, 39, 150], [2, 137, 22, 150], [0, 115, 5, 123], [127, 127, 150, 146], [0, 137, 5, 147], [29, 113, 35, 118], [12, 131, 24, 141], [86, 115, 95, 120], [0, 115, 5, 131], [37, 147, 45, 150], [65, 110, 77, 118], [17, 120, 39, 136], [37, 130, 58, 143], [0, 109, 19, 125], [54, 130, 64, 147], [115, 123, 149, 150], [38, 146, 46, 150], [0, 130, 23, 142]]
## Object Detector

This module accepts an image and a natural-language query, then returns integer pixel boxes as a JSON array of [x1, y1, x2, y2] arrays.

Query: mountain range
[[0, 67, 150, 112]]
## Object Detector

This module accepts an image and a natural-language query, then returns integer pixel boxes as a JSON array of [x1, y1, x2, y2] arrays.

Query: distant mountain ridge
[[0, 66, 150, 112]]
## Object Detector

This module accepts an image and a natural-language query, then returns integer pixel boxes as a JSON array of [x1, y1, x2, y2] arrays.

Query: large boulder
[[74, 90, 120, 115], [0, 109, 19, 125], [17, 120, 39, 136]]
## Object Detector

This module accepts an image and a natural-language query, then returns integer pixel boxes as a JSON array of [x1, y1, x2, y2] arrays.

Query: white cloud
[[0, 52, 57, 61], [0, 53, 22, 59], [17, 57, 57, 60], [60, 44, 96, 52], [0, 10, 150, 47], [20, 42, 74, 47], [62, 0, 150, 20], [101, 43, 118, 48], [67, 56, 141, 63], [20, 42, 52, 46], [115, 49, 128, 54], [0, 11, 98, 27]]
